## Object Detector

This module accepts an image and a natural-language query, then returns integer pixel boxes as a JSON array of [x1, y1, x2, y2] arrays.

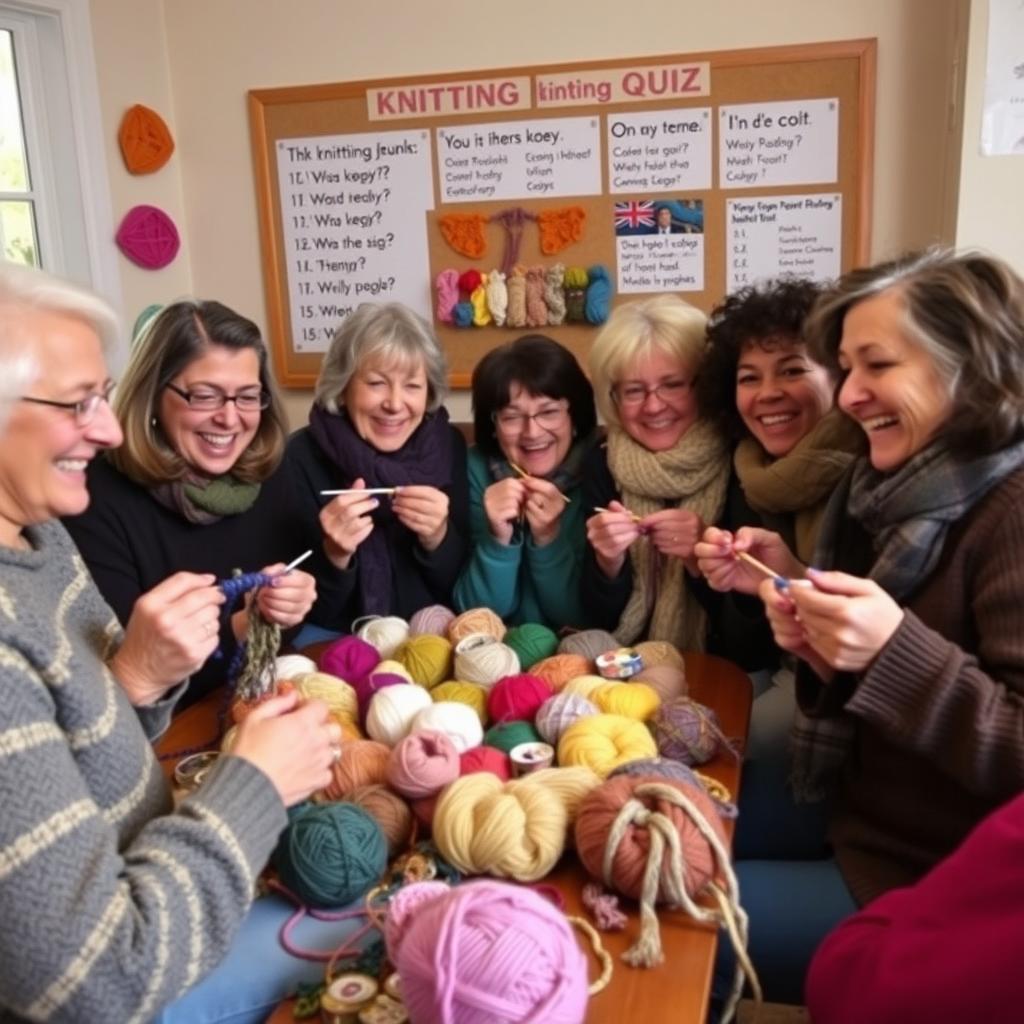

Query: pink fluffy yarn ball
[[409, 604, 457, 637], [486, 673, 553, 724], [318, 635, 380, 689], [387, 879, 589, 1024], [386, 729, 460, 799]]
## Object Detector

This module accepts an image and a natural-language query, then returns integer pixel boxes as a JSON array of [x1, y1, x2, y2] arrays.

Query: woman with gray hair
[[0, 262, 339, 1021], [288, 301, 468, 633]]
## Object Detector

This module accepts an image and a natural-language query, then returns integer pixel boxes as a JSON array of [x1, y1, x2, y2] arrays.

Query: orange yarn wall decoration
[[118, 104, 175, 175]]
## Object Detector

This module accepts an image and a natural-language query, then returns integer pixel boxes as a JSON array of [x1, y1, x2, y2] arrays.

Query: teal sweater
[[453, 447, 587, 630]]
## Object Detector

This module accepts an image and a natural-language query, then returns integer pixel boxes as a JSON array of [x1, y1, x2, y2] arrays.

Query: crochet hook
[[508, 461, 572, 504], [320, 487, 398, 496]]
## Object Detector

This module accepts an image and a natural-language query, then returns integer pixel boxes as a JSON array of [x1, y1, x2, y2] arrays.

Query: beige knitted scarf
[[733, 409, 863, 563], [607, 419, 730, 650]]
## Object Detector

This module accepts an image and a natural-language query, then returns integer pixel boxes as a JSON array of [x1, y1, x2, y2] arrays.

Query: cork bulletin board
[[249, 39, 875, 388]]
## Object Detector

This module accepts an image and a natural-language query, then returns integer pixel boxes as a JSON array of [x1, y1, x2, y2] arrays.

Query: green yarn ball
[[274, 802, 387, 908], [504, 622, 559, 668], [483, 719, 541, 754]]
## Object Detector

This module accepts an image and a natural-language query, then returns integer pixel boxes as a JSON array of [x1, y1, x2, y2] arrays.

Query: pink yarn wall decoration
[[115, 205, 180, 269]]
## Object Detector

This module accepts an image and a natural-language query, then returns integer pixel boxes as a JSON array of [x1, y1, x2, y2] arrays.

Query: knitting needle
[[275, 549, 313, 576], [592, 505, 643, 523], [508, 461, 572, 504], [320, 487, 397, 496], [734, 550, 780, 580]]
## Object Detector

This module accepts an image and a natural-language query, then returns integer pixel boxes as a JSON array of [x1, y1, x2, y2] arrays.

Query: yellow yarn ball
[[557, 713, 658, 778], [634, 640, 686, 672], [374, 659, 413, 682], [432, 771, 567, 881], [447, 607, 506, 644], [395, 634, 452, 689], [432, 680, 488, 725], [560, 675, 607, 700], [592, 681, 661, 721], [292, 671, 358, 722]]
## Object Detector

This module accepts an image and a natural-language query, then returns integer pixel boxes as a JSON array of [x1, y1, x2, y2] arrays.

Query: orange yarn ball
[[529, 654, 591, 691], [346, 783, 413, 856], [322, 739, 390, 801], [575, 775, 725, 901], [448, 608, 506, 645]]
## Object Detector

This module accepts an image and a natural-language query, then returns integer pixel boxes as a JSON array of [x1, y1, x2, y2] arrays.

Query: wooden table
[[156, 652, 751, 1024]]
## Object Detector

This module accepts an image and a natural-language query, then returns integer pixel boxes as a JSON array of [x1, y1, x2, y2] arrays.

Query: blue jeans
[[156, 894, 367, 1024]]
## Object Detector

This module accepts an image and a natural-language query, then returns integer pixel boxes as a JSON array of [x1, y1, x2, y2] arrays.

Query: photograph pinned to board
[[615, 197, 704, 293]]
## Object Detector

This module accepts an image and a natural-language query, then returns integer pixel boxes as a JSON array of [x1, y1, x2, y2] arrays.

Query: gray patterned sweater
[[0, 521, 287, 1022]]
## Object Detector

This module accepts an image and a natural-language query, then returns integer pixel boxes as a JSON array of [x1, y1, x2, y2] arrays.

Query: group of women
[[2, 246, 1023, 1021]]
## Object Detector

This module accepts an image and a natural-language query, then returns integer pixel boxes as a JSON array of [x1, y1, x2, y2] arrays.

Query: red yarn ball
[[486, 673, 553, 725], [459, 745, 511, 781], [318, 635, 380, 689], [458, 269, 482, 294]]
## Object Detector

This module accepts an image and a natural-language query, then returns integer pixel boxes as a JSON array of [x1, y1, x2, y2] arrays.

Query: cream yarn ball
[[365, 683, 433, 746], [412, 701, 484, 754], [355, 615, 410, 660]]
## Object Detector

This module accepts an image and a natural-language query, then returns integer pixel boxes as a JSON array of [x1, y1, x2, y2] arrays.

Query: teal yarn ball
[[483, 719, 541, 754], [275, 802, 388, 908], [504, 623, 559, 668]]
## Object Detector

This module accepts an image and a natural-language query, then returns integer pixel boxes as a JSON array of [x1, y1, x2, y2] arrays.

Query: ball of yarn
[[355, 615, 410, 660], [584, 264, 612, 325], [633, 664, 688, 704], [395, 634, 452, 689], [319, 636, 380, 690], [535, 692, 599, 745], [460, 745, 511, 780], [483, 719, 541, 754], [558, 629, 618, 664], [346, 783, 413, 856], [560, 674, 606, 700], [332, 712, 363, 743], [652, 697, 727, 765], [409, 604, 456, 637], [529, 654, 591, 692], [432, 773, 568, 880], [503, 623, 559, 667], [374, 659, 414, 682], [322, 739, 390, 801], [592, 680, 661, 721], [575, 775, 724, 902], [610, 757, 700, 788], [487, 673, 553, 724], [350, 670, 407, 726], [432, 680, 488, 725], [634, 640, 686, 673], [558, 713, 657, 778], [412, 702, 484, 754], [366, 683, 433, 747], [387, 879, 589, 1024], [274, 802, 388, 908], [292, 671, 358, 723], [386, 729, 460, 799], [448, 608, 506, 645], [453, 301, 474, 328], [274, 653, 317, 681], [454, 634, 520, 688]]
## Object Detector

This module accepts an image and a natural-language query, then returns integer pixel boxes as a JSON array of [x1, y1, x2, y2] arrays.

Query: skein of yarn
[[386, 729, 460, 799], [346, 783, 413, 856], [454, 634, 520, 688], [409, 604, 456, 637], [366, 683, 433, 746], [387, 879, 589, 1024], [557, 713, 657, 777], [504, 622, 559, 666], [319, 636, 380, 690], [448, 608, 506, 644], [396, 634, 453, 689], [558, 629, 619, 664], [529, 653, 591, 691], [355, 615, 410, 660], [322, 739, 391, 801], [412, 701, 484, 754]]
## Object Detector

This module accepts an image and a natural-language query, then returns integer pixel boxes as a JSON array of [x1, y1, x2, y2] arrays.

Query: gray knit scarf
[[790, 437, 1024, 801]]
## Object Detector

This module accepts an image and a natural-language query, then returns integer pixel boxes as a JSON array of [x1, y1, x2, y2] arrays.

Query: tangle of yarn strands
[[220, 569, 281, 704]]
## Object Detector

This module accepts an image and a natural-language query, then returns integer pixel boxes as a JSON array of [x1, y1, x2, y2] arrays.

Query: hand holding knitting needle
[[695, 526, 804, 595], [320, 477, 378, 570], [587, 501, 642, 579], [252, 551, 317, 629]]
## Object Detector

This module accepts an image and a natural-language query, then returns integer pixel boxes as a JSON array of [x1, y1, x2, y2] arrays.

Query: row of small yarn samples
[[435, 265, 611, 329]]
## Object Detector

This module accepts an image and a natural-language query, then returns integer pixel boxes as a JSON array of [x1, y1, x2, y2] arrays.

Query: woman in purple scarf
[[288, 302, 469, 639]]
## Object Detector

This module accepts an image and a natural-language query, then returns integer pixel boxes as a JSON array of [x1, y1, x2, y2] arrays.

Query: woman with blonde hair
[[582, 293, 729, 650]]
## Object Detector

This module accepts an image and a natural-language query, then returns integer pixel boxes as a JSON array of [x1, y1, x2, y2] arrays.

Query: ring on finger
[[330, 744, 342, 763]]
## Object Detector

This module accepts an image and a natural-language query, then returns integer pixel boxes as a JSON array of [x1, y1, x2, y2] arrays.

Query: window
[[0, 28, 36, 265]]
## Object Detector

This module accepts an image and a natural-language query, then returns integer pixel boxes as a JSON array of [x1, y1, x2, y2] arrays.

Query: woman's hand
[[521, 477, 566, 547], [587, 501, 641, 579], [758, 576, 834, 682], [642, 508, 704, 570], [784, 568, 905, 673], [230, 691, 341, 806], [320, 477, 377, 569], [111, 572, 226, 705], [392, 485, 450, 552], [253, 567, 317, 628], [696, 526, 802, 594], [483, 477, 527, 545]]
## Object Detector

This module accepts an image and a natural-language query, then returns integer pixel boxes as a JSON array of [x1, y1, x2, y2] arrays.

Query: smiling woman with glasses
[[63, 299, 316, 710], [453, 333, 597, 631]]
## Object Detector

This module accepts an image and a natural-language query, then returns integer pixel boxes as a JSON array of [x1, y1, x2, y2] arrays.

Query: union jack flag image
[[614, 200, 656, 235]]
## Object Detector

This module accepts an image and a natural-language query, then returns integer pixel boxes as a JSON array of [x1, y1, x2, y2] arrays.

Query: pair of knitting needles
[[320, 487, 397, 496], [508, 461, 572, 504]]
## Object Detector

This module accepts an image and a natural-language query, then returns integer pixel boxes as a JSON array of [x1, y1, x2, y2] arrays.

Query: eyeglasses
[[492, 403, 569, 433], [20, 380, 116, 426], [165, 382, 270, 412], [612, 379, 693, 407]]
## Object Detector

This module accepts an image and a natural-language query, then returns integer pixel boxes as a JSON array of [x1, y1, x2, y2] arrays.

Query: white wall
[[89, 0, 968, 426]]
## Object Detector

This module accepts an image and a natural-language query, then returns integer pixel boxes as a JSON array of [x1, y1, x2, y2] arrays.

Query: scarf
[[734, 409, 863, 563], [606, 419, 729, 650], [790, 436, 1024, 800], [309, 404, 455, 616], [151, 472, 260, 525]]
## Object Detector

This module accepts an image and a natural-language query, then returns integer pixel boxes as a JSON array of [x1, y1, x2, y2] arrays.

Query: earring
[[150, 416, 158, 428]]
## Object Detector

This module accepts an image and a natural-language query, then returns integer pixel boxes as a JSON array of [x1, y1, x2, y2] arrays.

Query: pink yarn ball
[[318, 636, 380, 689], [486, 673, 553, 724], [410, 604, 456, 637], [387, 879, 589, 1024], [350, 670, 406, 727], [459, 745, 511, 780], [386, 729, 460, 799]]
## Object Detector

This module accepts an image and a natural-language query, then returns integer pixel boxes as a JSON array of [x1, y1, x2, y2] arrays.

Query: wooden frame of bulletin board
[[249, 40, 875, 388]]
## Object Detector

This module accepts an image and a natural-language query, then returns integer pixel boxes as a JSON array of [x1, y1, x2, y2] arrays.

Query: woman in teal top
[[454, 335, 596, 630]]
